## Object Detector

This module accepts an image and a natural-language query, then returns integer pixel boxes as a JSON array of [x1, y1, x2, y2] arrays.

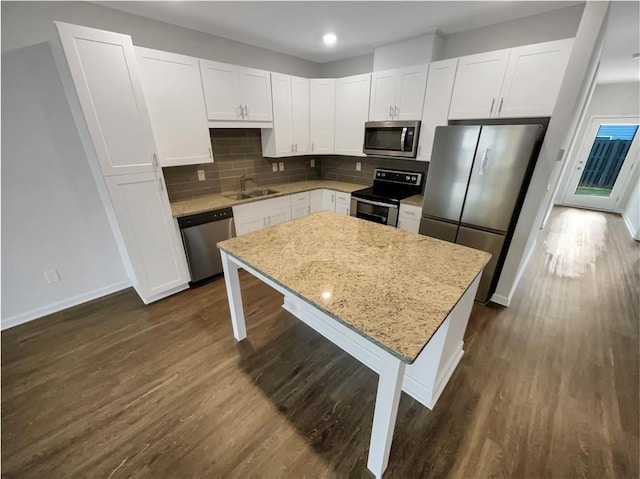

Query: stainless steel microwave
[[363, 120, 421, 158]]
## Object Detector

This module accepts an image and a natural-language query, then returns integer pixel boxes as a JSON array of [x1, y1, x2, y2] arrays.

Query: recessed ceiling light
[[323, 33, 337, 46]]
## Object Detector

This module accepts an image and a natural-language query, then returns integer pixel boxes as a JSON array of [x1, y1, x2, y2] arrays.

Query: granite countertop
[[401, 194, 424, 207], [218, 212, 491, 363], [171, 180, 365, 217]]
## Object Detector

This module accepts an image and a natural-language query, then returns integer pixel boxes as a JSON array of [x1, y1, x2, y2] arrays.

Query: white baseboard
[[622, 211, 640, 241], [1, 280, 131, 330], [490, 294, 510, 307]]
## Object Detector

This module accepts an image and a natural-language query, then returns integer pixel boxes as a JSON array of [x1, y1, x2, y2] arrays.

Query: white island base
[[221, 250, 481, 478]]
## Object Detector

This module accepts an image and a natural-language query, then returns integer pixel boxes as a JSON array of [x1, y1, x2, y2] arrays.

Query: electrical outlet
[[272, 163, 278, 172], [44, 269, 61, 284], [197, 169, 206, 181], [278, 162, 284, 171], [310, 159, 315, 168], [356, 162, 361, 171]]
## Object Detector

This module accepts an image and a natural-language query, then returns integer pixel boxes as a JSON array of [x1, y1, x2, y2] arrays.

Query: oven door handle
[[354, 197, 399, 209]]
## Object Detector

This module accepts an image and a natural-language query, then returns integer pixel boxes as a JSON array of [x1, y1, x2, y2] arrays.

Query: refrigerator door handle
[[400, 127, 407, 151], [478, 148, 490, 176]]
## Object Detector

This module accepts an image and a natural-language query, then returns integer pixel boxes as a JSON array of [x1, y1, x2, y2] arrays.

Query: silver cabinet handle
[[489, 98, 495, 115], [311, 142, 314, 152], [295, 144, 298, 152], [479, 148, 490, 176], [239, 104, 244, 119], [498, 97, 504, 114], [243, 105, 248, 119], [389, 106, 394, 118], [152, 153, 158, 168], [395, 106, 399, 118]]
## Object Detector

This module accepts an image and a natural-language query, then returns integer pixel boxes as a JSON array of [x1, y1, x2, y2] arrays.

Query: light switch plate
[[278, 162, 284, 171], [44, 269, 61, 283], [272, 163, 278, 172], [310, 159, 315, 168], [356, 162, 361, 171], [197, 169, 206, 181]]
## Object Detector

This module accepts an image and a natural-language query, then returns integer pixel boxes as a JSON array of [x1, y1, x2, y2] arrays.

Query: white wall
[[318, 54, 374, 78], [622, 180, 640, 240], [441, 4, 584, 60], [373, 32, 444, 71], [493, 1, 610, 306], [1, 1, 320, 77], [1, 42, 130, 328], [555, 82, 640, 202]]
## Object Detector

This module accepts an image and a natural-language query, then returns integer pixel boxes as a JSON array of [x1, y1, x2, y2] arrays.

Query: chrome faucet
[[240, 174, 256, 192]]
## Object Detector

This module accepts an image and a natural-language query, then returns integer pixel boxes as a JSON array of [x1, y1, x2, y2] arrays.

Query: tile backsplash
[[163, 129, 321, 201], [321, 156, 429, 188]]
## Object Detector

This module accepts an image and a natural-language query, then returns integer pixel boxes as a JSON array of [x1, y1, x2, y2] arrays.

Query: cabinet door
[[398, 218, 420, 233], [321, 189, 336, 211], [267, 208, 291, 227], [335, 201, 350, 216], [335, 74, 371, 157], [270, 72, 294, 156], [291, 76, 310, 154], [498, 39, 573, 118], [310, 189, 323, 213], [291, 204, 310, 219], [369, 70, 396, 121], [310, 79, 335, 154], [234, 215, 265, 236], [335, 192, 351, 216], [105, 172, 189, 300], [55, 22, 156, 176], [239, 67, 273, 121], [417, 59, 458, 162], [448, 49, 510, 120], [199, 59, 242, 121], [395, 65, 427, 120], [136, 47, 212, 167]]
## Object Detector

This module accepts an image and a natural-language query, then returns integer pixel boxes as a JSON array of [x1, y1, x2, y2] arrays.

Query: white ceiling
[[97, 1, 582, 63], [597, 1, 640, 84]]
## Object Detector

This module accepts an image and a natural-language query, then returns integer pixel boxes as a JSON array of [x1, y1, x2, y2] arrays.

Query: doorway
[[562, 116, 639, 211]]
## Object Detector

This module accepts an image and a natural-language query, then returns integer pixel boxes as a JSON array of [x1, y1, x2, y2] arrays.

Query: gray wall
[[441, 4, 584, 59], [317, 54, 374, 78], [1, 1, 320, 77], [164, 129, 321, 201]]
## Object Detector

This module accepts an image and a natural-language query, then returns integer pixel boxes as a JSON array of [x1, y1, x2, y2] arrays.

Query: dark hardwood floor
[[2, 207, 638, 478]]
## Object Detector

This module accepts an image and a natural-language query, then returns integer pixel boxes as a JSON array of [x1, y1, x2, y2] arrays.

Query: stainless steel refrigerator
[[419, 124, 543, 303]]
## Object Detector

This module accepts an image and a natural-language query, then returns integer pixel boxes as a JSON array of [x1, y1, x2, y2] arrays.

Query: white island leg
[[367, 356, 406, 478], [220, 251, 247, 341]]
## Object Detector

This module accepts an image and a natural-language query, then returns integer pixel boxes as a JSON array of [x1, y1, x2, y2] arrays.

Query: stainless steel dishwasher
[[177, 207, 236, 284]]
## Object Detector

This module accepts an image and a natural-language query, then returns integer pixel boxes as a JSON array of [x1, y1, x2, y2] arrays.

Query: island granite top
[[218, 212, 491, 363]]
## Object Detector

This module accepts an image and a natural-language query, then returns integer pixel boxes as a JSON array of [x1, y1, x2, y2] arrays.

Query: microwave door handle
[[400, 127, 407, 151]]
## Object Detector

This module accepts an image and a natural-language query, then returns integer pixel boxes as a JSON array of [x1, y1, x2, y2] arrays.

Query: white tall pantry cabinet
[[55, 22, 190, 303]]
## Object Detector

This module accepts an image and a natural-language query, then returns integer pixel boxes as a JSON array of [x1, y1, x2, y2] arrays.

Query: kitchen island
[[217, 212, 490, 477]]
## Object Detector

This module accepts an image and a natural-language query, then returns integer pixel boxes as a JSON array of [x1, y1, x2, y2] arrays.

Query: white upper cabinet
[[310, 79, 336, 154], [335, 73, 371, 157], [498, 38, 574, 118], [448, 49, 510, 120], [369, 70, 397, 121], [291, 76, 311, 154], [199, 59, 272, 123], [369, 65, 427, 121], [417, 58, 458, 162], [262, 73, 309, 157], [55, 22, 156, 176], [105, 172, 190, 300], [136, 47, 212, 167], [449, 39, 574, 120], [239, 67, 273, 121]]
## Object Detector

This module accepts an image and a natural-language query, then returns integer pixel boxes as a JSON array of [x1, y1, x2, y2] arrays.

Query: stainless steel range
[[350, 169, 423, 227]]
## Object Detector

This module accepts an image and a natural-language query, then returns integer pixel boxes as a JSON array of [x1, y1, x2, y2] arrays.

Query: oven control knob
[[412, 176, 417, 181], [406, 176, 410, 180]]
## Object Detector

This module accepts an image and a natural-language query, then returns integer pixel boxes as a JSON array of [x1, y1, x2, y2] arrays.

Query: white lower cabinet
[[291, 192, 311, 219], [321, 189, 336, 211], [310, 190, 323, 213], [335, 192, 351, 216], [398, 203, 422, 233], [106, 172, 190, 300]]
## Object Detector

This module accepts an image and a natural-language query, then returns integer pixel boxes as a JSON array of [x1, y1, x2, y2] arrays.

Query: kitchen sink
[[223, 192, 253, 200], [247, 189, 279, 197]]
